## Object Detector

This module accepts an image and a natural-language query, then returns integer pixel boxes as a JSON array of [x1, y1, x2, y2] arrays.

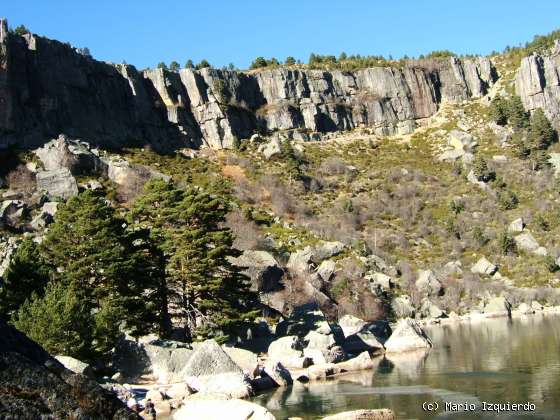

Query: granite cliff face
[[0, 18, 497, 151], [516, 40, 560, 129]]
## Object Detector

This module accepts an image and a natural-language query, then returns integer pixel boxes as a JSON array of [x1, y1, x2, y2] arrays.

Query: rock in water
[[181, 339, 253, 398], [174, 398, 276, 420], [0, 319, 138, 419], [384, 318, 432, 353]]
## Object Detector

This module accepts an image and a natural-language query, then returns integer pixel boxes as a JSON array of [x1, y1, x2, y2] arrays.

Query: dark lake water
[[252, 314, 560, 419]]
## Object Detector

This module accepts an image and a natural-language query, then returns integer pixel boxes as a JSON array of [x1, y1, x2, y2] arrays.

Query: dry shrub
[[7, 164, 36, 193], [318, 156, 349, 176], [226, 210, 265, 250]]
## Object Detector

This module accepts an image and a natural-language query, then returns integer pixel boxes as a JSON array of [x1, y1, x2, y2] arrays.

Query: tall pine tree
[[0, 238, 50, 320], [39, 190, 156, 355], [131, 179, 259, 342]]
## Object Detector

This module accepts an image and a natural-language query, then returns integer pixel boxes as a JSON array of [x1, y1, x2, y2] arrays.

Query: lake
[[253, 314, 560, 419]]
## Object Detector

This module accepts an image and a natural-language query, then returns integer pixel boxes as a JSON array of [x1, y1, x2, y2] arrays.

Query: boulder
[[321, 409, 396, 420], [384, 318, 432, 353], [222, 346, 259, 379], [275, 306, 333, 337], [228, 250, 284, 292], [306, 363, 337, 380], [317, 260, 336, 282], [470, 257, 497, 276], [286, 247, 314, 274], [34, 135, 106, 175], [54, 355, 94, 378], [0, 318, 136, 419], [0, 200, 27, 227], [258, 137, 282, 160], [174, 398, 276, 420], [342, 330, 384, 355], [337, 351, 374, 372], [112, 338, 194, 384], [531, 301, 544, 311], [267, 336, 303, 362], [392, 295, 415, 318], [30, 201, 59, 230], [36, 168, 78, 199], [514, 232, 542, 254], [181, 339, 253, 398], [338, 315, 367, 338], [368, 272, 394, 293], [420, 300, 445, 319], [483, 296, 512, 317], [262, 361, 292, 387], [415, 270, 442, 296], [312, 241, 345, 262], [517, 302, 533, 314], [442, 260, 463, 276]]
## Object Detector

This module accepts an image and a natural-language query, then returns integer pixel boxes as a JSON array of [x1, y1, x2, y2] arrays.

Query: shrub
[[473, 156, 496, 182], [449, 199, 465, 215], [544, 255, 559, 273], [497, 190, 519, 210], [497, 230, 516, 255]]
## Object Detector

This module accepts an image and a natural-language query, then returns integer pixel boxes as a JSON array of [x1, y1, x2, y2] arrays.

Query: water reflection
[[252, 314, 560, 419]]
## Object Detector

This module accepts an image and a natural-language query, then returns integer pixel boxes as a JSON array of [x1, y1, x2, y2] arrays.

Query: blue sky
[[4, 1, 560, 69]]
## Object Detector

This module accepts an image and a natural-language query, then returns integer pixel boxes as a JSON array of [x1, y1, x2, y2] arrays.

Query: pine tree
[[506, 96, 529, 129], [131, 180, 259, 342], [14, 281, 94, 361], [0, 238, 50, 320], [40, 191, 155, 352], [490, 94, 508, 126], [169, 61, 180, 72], [157, 62, 168, 70], [529, 108, 555, 150], [185, 59, 194, 69]]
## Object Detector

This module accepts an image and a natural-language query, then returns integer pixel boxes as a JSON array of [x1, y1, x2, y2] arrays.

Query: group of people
[[124, 391, 157, 419]]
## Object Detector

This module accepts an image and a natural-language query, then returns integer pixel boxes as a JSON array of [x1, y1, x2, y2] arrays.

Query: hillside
[[2, 17, 560, 357]]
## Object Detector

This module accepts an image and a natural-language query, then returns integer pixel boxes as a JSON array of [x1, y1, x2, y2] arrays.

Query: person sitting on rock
[[144, 398, 156, 419]]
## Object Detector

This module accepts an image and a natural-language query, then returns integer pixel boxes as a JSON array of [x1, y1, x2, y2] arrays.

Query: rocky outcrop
[[0, 319, 138, 419], [516, 40, 560, 129], [384, 318, 432, 353], [0, 19, 496, 151], [322, 409, 396, 420]]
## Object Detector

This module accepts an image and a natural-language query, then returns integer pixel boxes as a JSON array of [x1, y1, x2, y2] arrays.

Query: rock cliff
[[516, 40, 560, 128], [0, 18, 496, 151]]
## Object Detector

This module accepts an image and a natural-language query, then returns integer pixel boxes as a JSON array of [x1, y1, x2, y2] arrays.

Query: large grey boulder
[[267, 336, 303, 360], [228, 250, 284, 292], [368, 272, 394, 294], [312, 241, 345, 262], [415, 270, 442, 296], [508, 218, 524, 233], [54, 355, 94, 378], [338, 315, 367, 338], [30, 201, 59, 230], [0, 200, 27, 228], [34, 135, 107, 175], [470, 257, 497, 276], [222, 346, 259, 379], [181, 339, 253, 398], [483, 296, 512, 317], [112, 338, 194, 383], [258, 137, 282, 160], [392, 295, 415, 318], [36, 168, 78, 199], [262, 361, 292, 387], [286, 246, 314, 274], [514, 232, 546, 255], [420, 300, 445, 319], [384, 318, 432, 353], [317, 260, 336, 282]]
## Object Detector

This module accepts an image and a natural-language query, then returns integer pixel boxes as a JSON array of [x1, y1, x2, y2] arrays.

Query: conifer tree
[[40, 191, 155, 353], [529, 108, 555, 150], [14, 282, 94, 361], [131, 180, 259, 342], [0, 238, 50, 320]]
